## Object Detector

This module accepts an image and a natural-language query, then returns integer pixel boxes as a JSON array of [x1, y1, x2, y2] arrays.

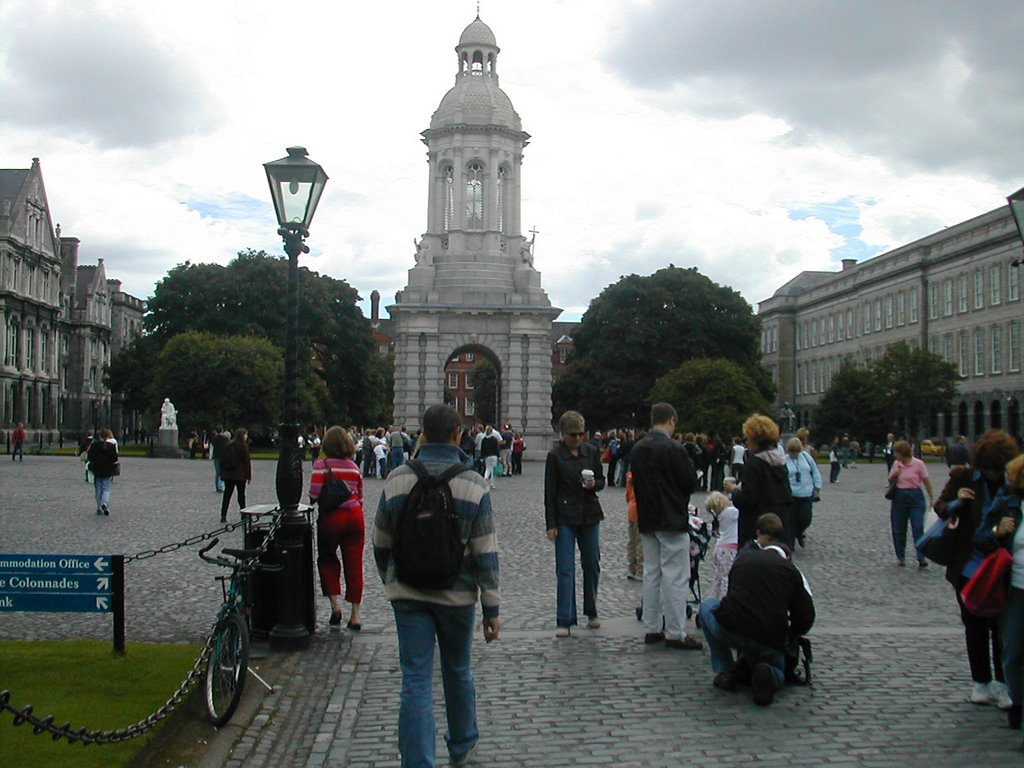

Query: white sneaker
[[989, 680, 1013, 709], [970, 681, 994, 705], [555, 626, 570, 638], [587, 615, 601, 629]]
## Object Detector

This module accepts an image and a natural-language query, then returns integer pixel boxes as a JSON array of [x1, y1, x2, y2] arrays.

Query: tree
[[123, 250, 380, 426], [473, 358, 498, 425], [105, 335, 164, 430], [813, 344, 958, 445], [149, 331, 286, 439], [553, 265, 770, 427], [648, 358, 769, 437]]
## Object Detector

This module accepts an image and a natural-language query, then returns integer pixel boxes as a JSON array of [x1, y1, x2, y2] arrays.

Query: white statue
[[413, 237, 433, 266], [160, 398, 177, 430], [519, 235, 535, 267]]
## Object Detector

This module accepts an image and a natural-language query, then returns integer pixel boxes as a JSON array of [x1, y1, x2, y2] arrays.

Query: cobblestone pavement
[[2, 455, 1022, 766]]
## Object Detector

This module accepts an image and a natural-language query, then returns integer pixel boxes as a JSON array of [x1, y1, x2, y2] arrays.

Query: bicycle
[[198, 538, 281, 726]]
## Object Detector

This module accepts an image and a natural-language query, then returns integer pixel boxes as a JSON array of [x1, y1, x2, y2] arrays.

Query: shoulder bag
[[960, 547, 1013, 617], [914, 517, 958, 566], [317, 462, 352, 514]]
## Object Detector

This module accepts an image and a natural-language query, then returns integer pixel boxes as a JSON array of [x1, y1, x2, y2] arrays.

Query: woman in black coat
[[732, 414, 793, 547], [219, 428, 252, 522], [544, 410, 605, 637]]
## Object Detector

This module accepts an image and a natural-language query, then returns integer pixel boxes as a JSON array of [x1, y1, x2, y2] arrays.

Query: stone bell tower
[[388, 15, 560, 456]]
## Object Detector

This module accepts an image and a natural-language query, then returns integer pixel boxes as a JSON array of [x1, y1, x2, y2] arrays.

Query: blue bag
[[915, 517, 958, 566]]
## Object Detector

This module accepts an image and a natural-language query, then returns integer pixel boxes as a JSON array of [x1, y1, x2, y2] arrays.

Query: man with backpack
[[372, 404, 501, 767]]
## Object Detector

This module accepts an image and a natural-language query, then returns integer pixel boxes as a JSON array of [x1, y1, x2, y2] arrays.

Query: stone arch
[[443, 341, 503, 427], [973, 401, 985, 438], [991, 399, 1003, 430]]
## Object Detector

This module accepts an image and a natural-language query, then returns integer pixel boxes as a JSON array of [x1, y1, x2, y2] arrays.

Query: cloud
[[603, 0, 1024, 181], [0, 2, 219, 148]]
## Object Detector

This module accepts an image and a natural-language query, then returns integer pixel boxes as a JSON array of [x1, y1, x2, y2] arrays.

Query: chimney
[[841, 258, 857, 271], [371, 289, 380, 326]]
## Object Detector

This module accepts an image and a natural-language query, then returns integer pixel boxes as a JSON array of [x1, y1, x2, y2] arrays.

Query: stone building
[[388, 15, 560, 456], [0, 158, 144, 444], [758, 204, 1024, 441]]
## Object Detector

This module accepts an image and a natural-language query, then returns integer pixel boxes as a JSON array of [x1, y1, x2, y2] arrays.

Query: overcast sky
[[2, 0, 1023, 322]]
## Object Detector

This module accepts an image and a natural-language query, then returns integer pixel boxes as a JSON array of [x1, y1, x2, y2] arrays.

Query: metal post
[[270, 232, 311, 652], [112, 555, 125, 655]]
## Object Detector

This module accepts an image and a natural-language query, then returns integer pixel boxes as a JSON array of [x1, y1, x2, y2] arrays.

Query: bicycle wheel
[[204, 611, 250, 726]]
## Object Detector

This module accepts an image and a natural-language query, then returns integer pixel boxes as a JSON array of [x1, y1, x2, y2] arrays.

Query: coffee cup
[[581, 469, 595, 485]]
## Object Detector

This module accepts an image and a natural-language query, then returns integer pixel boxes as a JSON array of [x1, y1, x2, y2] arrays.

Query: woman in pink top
[[887, 440, 934, 568]]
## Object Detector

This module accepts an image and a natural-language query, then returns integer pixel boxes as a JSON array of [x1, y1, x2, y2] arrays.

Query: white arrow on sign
[[96, 597, 109, 610], [97, 577, 110, 590], [93, 557, 109, 571]]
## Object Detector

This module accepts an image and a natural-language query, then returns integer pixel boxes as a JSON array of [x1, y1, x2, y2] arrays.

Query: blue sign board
[[0, 553, 113, 613]]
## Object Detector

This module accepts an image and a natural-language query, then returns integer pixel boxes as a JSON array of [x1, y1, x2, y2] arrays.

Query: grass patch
[[0, 640, 201, 768]]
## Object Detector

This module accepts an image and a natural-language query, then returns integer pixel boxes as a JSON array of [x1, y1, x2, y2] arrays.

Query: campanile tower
[[388, 15, 559, 452]]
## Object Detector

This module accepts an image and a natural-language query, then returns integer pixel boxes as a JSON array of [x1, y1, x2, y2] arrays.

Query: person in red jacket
[[11, 422, 26, 461]]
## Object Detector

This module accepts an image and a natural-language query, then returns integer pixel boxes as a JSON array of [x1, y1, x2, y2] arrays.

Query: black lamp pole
[[264, 147, 328, 651]]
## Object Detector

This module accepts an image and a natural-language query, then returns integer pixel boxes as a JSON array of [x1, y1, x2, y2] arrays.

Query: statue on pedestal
[[160, 398, 177, 430]]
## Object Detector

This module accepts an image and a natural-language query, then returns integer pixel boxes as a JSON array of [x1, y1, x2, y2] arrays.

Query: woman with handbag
[[784, 437, 821, 548], [309, 426, 364, 630], [887, 440, 933, 568], [974, 453, 1024, 732], [934, 430, 1017, 708]]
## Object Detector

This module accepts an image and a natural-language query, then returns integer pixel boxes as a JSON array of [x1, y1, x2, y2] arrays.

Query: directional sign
[[0, 553, 114, 613]]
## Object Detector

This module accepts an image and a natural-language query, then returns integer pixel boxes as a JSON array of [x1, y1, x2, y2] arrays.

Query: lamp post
[[264, 146, 328, 651], [1008, 185, 1024, 266]]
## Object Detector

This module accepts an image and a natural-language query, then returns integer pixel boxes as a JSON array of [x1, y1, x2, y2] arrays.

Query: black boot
[[1008, 704, 1022, 730]]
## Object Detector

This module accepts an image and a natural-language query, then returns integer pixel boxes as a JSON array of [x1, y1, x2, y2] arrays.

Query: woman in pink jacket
[[887, 440, 934, 568]]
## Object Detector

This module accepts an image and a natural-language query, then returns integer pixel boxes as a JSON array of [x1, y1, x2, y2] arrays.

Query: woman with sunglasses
[[544, 410, 605, 637]]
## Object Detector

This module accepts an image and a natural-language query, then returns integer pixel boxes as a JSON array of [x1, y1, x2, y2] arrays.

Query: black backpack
[[392, 459, 473, 590]]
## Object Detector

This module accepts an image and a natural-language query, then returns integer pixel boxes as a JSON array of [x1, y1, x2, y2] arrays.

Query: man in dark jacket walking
[[699, 513, 815, 706], [630, 402, 702, 650]]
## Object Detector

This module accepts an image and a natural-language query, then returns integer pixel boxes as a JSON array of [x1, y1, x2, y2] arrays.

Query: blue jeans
[[392, 600, 478, 767], [391, 447, 406, 472], [890, 487, 926, 561], [1002, 587, 1024, 706], [93, 476, 112, 511], [555, 523, 600, 627], [213, 459, 223, 492], [699, 598, 785, 689]]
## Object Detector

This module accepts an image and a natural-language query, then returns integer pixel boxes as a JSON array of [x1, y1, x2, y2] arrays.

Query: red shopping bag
[[960, 548, 1013, 617]]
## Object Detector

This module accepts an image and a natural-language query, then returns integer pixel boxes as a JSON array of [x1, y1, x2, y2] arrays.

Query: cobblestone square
[[1, 455, 1021, 766]]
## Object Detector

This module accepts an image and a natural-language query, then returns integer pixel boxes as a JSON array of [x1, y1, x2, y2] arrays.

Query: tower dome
[[429, 15, 521, 131]]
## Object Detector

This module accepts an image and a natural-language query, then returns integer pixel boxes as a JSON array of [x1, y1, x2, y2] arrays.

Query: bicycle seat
[[221, 547, 263, 561]]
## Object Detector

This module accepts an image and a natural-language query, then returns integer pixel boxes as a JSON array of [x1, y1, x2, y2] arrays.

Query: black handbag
[[914, 517, 958, 565], [884, 478, 897, 500], [317, 463, 352, 514]]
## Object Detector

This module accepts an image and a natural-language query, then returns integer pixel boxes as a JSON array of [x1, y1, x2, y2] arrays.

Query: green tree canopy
[[115, 249, 382, 427], [553, 265, 771, 427], [150, 331, 289, 438], [813, 343, 959, 444], [648, 358, 770, 437]]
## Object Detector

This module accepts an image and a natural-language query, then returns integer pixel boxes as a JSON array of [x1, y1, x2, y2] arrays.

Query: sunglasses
[[566, 432, 585, 438]]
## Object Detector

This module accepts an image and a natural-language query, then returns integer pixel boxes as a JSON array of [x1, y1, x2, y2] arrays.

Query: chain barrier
[[2, 507, 289, 745]]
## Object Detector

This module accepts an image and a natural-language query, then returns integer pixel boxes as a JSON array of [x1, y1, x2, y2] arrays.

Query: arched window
[[496, 167, 507, 233], [464, 162, 484, 230], [471, 51, 484, 75], [442, 166, 454, 232]]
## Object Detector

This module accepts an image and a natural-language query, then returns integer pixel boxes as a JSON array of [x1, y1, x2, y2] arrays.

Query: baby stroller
[[685, 509, 712, 628], [634, 506, 713, 628]]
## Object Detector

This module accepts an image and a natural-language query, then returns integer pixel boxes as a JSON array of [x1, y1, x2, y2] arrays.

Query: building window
[[772, 326, 778, 352], [559, 347, 568, 364], [5, 323, 17, 367], [992, 326, 1003, 374], [464, 161, 484, 230], [465, 399, 475, 416], [974, 329, 985, 375], [863, 303, 872, 333], [958, 275, 969, 313], [40, 329, 48, 374], [25, 328, 34, 372], [974, 270, 984, 309], [896, 292, 905, 325], [846, 308, 854, 338], [795, 324, 802, 350], [828, 316, 834, 343], [943, 280, 953, 316], [496, 167, 506, 234], [465, 352, 474, 362], [929, 284, 939, 320], [958, 331, 968, 377], [447, 372, 458, 389], [884, 296, 893, 328], [874, 299, 882, 331], [837, 314, 844, 341], [1010, 266, 1020, 302], [943, 334, 954, 364], [1010, 321, 1020, 372], [909, 287, 919, 323], [930, 336, 940, 356], [442, 166, 454, 233], [992, 265, 1002, 305], [465, 372, 475, 390]]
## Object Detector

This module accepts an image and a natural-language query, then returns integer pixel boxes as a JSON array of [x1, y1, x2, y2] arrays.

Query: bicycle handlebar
[[198, 537, 283, 572]]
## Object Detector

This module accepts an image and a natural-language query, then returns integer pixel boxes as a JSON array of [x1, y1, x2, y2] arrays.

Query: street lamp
[[263, 146, 328, 651], [1008, 185, 1024, 266]]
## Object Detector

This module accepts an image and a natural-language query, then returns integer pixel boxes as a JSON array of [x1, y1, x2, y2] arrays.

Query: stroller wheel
[[695, 614, 702, 630], [686, 605, 693, 619]]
